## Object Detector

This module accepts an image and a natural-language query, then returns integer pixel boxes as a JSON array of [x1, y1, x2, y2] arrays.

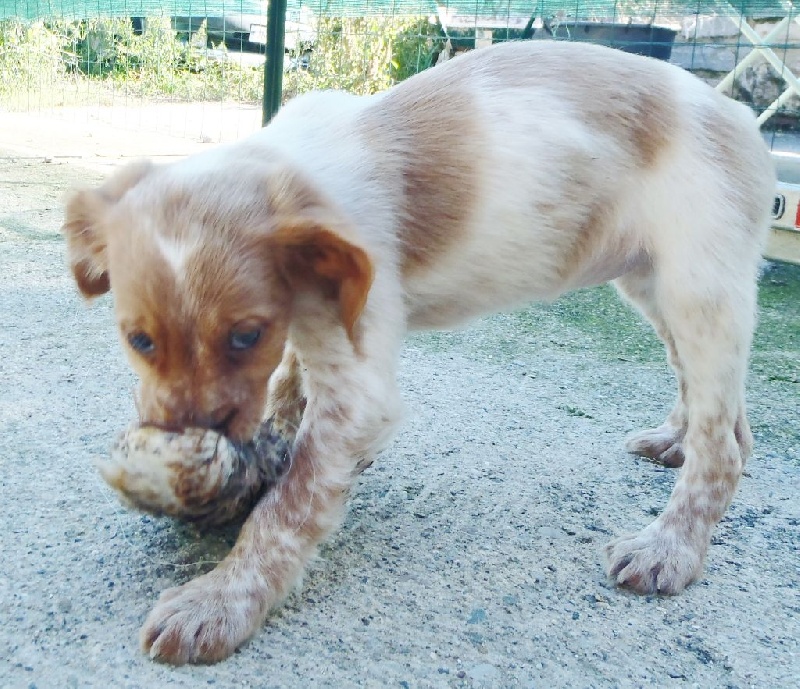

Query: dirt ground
[[0, 108, 798, 689]]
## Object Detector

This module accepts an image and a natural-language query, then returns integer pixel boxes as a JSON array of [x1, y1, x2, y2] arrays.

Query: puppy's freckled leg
[[605, 272, 756, 594], [265, 344, 306, 444], [614, 272, 687, 468], [139, 431, 359, 664], [141, 350, 403, 664]]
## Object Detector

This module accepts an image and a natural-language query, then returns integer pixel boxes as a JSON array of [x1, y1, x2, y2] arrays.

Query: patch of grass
[[752, 261, 800, 384], [411, 262, 800, 383], [0, 215, 62, 242], [512, 285, 663, 363], [754, 262, 800, 350], [411, 284, 662, 365]]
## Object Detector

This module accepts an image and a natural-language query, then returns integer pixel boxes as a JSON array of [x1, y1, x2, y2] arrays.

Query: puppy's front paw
[[141, 571, 264, 665], [604, 521, 705, 595]]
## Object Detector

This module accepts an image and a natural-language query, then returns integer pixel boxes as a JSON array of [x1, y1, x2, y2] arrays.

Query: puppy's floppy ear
[[62, 160, 152, 297], [264, 166, 374, 346], [271, 219, 374, 346]]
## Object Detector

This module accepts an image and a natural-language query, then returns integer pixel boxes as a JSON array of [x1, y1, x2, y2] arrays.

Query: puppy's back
[[354, 41, 773, 319]]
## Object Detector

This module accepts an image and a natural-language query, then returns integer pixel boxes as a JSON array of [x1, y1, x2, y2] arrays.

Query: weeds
[[0, 15, 442, 109], [284, 16, 443, 99]]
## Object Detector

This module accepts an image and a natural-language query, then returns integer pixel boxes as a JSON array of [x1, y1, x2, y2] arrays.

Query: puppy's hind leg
[[614, 269, 687, 468], [605, 247, 758, 594]]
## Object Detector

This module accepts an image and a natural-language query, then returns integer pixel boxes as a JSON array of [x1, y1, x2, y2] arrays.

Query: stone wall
[[668, 14, 800, 127]]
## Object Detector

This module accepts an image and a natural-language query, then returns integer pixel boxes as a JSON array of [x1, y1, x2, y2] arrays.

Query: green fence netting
[[2, 1, 799, 20], [2, 2, 270, 20], [3, 0, 800, 133]]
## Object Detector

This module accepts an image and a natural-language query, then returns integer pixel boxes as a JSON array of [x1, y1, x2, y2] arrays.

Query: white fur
[[74, 41, 775, 664], [154, 232, 195, 281]]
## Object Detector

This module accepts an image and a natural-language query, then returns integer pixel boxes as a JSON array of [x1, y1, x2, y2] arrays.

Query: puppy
[[62, 40, 775, 664]]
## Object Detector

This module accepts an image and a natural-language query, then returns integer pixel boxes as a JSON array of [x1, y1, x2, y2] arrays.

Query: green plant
[[0, 14, 442, 110], [283, 16, 443, 101], [0, 20, 68, 99]]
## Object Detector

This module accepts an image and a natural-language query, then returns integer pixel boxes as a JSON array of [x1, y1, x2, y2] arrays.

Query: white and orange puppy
[[63, 40, 774, 664]]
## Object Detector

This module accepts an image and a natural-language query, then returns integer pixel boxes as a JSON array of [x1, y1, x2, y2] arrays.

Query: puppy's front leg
[[140, 355, 402, 665], [264, 343, 306, 443]]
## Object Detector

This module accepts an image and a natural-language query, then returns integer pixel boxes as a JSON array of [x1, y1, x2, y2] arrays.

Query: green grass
[[752, 261, 800, 384], [510, 285, 663, 363], [0, 215, 63, 242], [412, 262, 800, 383], [410, 261, 798, 464]]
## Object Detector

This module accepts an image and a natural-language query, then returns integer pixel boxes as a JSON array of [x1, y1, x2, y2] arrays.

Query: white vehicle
[[769, 153, 800, 265]]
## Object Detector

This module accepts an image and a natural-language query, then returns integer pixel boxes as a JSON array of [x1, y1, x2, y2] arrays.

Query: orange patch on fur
[[62, 160, 153, 297], [270, 222, 374, 346], [358, 78, 482, 275]]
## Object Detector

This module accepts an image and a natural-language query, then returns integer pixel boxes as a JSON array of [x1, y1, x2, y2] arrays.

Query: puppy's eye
[[229, 328, 261, 351], [128, 332, 155, 355]]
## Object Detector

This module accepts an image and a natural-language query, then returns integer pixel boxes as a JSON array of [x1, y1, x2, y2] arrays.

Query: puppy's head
[[62, 155, 373, 442]]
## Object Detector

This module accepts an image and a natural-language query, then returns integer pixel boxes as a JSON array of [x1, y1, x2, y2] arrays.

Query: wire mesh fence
[[2, 1, 800, 142]]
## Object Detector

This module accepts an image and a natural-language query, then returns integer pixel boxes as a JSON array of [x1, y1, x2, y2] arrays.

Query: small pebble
[[538, 526, 562, 539]]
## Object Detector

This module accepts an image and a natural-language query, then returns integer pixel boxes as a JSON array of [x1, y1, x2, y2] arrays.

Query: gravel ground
[[0, 119, 798, 689]]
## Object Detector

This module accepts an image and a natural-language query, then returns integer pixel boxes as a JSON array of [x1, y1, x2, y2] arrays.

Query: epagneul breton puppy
[[63, 40, 774, 664]]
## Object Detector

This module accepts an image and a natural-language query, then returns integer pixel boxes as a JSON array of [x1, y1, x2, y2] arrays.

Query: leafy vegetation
[[0, 15, 443, 108], [284, 16, 443, 98]]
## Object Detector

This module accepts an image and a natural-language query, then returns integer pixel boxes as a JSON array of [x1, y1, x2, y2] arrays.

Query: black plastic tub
[[532, 22, 678, 62]]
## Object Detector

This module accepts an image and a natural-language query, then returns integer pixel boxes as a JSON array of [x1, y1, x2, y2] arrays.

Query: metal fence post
[[262, 0, 288, 126]]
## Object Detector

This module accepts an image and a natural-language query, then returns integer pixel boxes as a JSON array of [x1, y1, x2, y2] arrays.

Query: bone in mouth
[[96, 420, 291, 528]]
